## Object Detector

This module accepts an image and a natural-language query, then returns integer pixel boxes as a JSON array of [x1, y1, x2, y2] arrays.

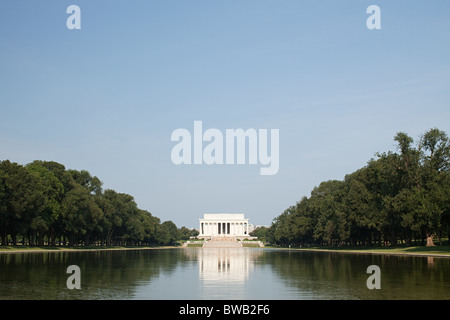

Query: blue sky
[[1, 1, 449, 228]]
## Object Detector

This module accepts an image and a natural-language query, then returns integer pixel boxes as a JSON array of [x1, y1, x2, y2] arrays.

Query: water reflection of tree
[[262, 250, 450, 299], [0, 249, 183, 299], [2, 249, 448, 300]]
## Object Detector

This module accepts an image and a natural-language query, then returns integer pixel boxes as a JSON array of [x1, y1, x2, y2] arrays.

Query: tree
[[61, 184, 103, 246], [418, 128, 450, 245], [68, 169, 103, 195], [309, 180, 347, 246], [269, 128, 449, 248], [250, 226, 269, 242], [178, 226, 193, 241], [139, 209, 160, 245], [344, 169, 379, 246], [0, 160, 44, 245], [272, 208, 293, 246], [100, 189, 140, 246], [0, 159, 182, 247], [0, 165, 8, 245], [160, 220, 178, 245], [26, 161, 64, 245]]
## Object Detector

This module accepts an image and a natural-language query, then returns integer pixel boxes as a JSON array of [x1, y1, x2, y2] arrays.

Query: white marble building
[[198, 214, 250, 238]]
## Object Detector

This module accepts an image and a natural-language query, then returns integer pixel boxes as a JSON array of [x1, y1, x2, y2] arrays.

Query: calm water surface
[[0, 248, 449, 300]]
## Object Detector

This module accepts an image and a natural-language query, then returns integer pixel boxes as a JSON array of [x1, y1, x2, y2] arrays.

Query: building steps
[[202, 236, 243, 248]]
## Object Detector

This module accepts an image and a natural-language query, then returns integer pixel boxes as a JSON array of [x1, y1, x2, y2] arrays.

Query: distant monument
[[198, 213, 250, 239]]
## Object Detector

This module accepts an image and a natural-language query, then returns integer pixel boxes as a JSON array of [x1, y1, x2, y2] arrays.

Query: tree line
[[0, 160, 197, 247], [265, 128, 450, 247]]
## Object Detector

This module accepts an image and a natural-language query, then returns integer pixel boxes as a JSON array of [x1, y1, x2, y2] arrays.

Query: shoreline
[[270, 246, 450, 258], [0, 246, 179, 254], [1, 245, 449, 258]]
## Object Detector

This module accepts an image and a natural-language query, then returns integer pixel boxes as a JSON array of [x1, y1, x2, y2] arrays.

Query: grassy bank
[[279, 245, 450, 257], [4, 244, 449, 257], [0, 245, 178, 253]]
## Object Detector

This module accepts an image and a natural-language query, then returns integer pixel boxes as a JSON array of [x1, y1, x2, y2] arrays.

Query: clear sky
[[1, 1, 449, 228]]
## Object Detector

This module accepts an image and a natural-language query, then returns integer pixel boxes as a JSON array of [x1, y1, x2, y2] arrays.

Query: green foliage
[[0, 160, 45, 245], [0, 160, 188, 247], [178, 226, 194, 241], [269, 128, 450, 247], [250, 226, 269, 242]]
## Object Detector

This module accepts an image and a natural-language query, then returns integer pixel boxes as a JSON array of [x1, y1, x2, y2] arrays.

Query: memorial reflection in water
[[183, 248, 264, 298]]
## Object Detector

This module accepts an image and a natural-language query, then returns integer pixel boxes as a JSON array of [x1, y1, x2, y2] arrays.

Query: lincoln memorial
[[198, 213, 250, 239]]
